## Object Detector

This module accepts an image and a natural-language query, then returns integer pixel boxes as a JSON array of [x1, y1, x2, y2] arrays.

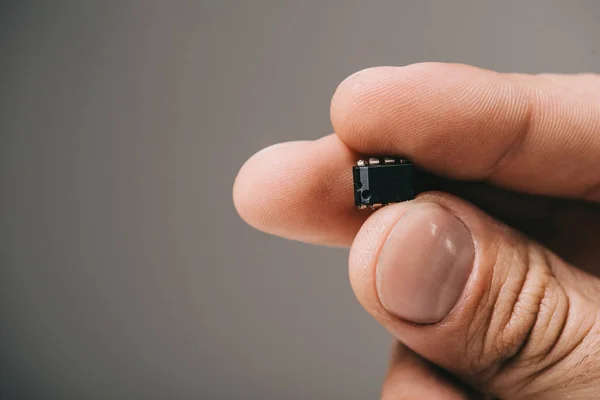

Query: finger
[[382, 342, 483, 400], [349, 192, 600, 399], [233, 134, 365, 246], [331, 63, 600, 201], [233, 135, 600, 258]]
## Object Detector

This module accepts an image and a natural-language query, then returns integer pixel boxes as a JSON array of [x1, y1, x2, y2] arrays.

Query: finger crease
[[513, 251, 588, 395], [486, 242, 537, 379], [486, 92, 534, 181]]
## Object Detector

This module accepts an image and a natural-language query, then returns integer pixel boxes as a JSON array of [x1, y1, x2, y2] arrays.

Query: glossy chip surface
[[353, 158, 414, 209]]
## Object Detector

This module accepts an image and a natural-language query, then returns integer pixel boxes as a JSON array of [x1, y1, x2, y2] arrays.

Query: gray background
[[1, 1, 599, 398]]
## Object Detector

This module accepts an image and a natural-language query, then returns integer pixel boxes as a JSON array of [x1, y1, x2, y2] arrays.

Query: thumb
[[350, 192, 600, 399]]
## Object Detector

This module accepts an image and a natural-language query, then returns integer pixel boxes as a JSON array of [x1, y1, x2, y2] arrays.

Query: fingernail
[[376, 203, 474, 323]]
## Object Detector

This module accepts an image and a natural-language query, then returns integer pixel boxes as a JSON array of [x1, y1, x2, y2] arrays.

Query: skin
[[233, 63, 600, 399]]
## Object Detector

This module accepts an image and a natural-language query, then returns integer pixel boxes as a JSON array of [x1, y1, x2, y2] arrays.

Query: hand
[[233, 63, 600, 399]]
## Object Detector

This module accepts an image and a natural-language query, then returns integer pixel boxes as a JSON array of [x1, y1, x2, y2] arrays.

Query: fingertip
[[233, 141, 310, 234], [348, 192, 493, 329], [233, 135, 367, 246], [348, 202, 412, 319], [331, 63, 529, 183], [331, 63, 464, 154], [331, 65, 407, 153]]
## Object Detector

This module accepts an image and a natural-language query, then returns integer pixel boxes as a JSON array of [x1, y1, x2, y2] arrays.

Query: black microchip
[[353, 157, 414, 209]]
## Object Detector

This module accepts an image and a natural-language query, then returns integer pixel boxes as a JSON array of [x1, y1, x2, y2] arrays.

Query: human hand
[[233, 63, 600, 399]]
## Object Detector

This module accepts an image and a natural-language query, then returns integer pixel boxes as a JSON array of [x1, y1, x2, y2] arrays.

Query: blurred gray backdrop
[[1, 1, 599, 398]]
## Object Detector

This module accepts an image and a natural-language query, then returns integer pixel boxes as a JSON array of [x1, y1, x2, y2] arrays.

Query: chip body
[[353, 157, 414, 209]]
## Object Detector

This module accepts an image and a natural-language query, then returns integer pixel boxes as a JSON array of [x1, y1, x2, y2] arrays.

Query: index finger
[[331, 63, 600, 201]]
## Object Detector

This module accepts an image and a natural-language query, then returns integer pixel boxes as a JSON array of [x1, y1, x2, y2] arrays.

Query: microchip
[[353, 157, 414, 209]]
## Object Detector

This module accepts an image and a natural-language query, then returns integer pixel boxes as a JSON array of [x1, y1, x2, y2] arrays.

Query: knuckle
[[463, 238, 596, 396]]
